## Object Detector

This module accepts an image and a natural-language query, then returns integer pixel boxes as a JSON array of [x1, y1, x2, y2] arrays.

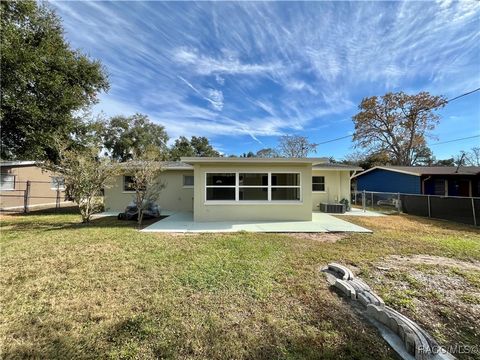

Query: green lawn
[[1, 209, 479, 359]]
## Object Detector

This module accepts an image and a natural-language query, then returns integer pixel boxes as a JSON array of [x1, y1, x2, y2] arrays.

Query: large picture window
[[206, 173, 236, 200], [312, 176, 325, 192], [271, 173, 301, 201], [239, 173, 268, 201], [205, 172, 301, 202]]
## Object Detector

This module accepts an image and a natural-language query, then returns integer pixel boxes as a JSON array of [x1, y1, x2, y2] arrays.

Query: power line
[[445, 87, 480, 103], [315, 87, 480, 146], [430, 134, 480, 146], [317, 134, 352, 145]]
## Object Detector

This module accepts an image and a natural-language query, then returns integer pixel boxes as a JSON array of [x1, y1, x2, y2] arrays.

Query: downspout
[[422, 176, 431, 195]]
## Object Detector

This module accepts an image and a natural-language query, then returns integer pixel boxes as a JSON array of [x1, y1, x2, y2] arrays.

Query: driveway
[[140, 211, 372, 233]]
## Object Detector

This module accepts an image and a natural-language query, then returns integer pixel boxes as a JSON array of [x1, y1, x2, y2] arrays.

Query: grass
[[1, 209, 479, 359]]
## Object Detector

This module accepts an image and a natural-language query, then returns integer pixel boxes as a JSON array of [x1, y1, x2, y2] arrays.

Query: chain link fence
[[352, 190, 479, 226], [0, 180, 73, 213]]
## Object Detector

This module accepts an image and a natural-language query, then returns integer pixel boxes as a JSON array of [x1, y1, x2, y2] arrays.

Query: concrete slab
[[141, 211, 372, 233]]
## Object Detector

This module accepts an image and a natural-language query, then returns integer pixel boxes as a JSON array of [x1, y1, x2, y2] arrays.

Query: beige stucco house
[[104, 157, 361, 222]]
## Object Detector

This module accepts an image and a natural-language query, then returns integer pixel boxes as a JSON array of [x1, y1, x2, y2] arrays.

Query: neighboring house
[[104, 157, 361, 221], [353, 166, 480, 197], [0, 161, 66, 210]]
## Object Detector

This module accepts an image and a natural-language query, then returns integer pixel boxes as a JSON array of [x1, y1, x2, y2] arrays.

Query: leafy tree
[[412, 145, 434, 166], [342, 151, 391, 169], [190, 136, 220, 157], [240, 151, 255, 158], [169, 136, 195, 160], [278, 135, 318, 157], [352, 92, 446, 166], [45, 148, 118, 223], [125, 151, 165, 226], [256, 148, 280, 158], [1, 0, 109, 161], [433, 158, 456, 166], [103, 114, 169, 161], [169, 136, 220, 160]]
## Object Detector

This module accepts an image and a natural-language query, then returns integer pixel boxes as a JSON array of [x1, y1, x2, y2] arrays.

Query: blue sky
[[51, 1, 479, 159]]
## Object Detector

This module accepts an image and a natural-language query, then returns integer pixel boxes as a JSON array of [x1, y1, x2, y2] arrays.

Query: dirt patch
[[380, 254, 480, 272], [284, 232, 348, 242], [366, 254, 480, 358]]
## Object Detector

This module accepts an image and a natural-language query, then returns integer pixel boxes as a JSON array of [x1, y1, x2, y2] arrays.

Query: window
[[239, 173, 268, 201], [205, 172, 301, 202], [271, 173, 301, 201], [0, 174, 15, 190], [312, 176, 325, 192], [206, 173, 235, 200], [50, 176, 65, 190], [123, 176, 136, 192], [183, 175, 194, 187], [433, 179, 445, 195]]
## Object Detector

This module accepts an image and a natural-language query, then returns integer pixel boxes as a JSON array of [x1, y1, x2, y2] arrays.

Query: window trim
[[312, 175, 326, 193], [204, 171, 302, 204], [183, 174, 194, 188], [0, 173, 15, 191]]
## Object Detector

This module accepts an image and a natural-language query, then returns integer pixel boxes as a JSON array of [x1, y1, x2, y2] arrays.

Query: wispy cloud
[[49, 0, 480, 156], [173, 47, 282, 76]]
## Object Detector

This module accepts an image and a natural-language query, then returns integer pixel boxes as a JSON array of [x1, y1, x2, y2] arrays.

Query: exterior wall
[[311, 170, 352, 210], [193, 163, 312, 221], [0, 165, 66, 209], [356, 169, 421, 194], [104, 170, 194, 212], [423, 175, 480, 197]]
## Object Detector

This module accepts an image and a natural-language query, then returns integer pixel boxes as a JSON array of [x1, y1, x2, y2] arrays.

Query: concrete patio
[[140, 211, 372, 233]]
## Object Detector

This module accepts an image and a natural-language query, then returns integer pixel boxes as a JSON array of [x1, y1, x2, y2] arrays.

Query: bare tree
[[256, 148, 280, 158], [278, 135, 318, 157], [462, 147, 480, 166], [44, 148, 118, 223], [352, 92, 446, 166], [125, 151, 166, 226]]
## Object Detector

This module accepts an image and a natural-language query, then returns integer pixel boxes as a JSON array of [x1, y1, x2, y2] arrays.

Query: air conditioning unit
[[319, 203, 346, 214]]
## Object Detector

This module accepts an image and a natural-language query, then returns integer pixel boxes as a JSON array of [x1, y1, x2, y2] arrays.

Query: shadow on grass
[[1, 213, 167, 232], [3, 206, 81, 216]]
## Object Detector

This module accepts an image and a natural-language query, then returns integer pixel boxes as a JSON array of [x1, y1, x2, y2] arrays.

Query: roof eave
[[180, 157, 329, 165]]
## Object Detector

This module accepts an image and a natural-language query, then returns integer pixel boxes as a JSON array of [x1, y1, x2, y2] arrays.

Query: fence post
[[55, 185, 61, 212], [427, 195, 431, 218], [371, 192, 374, 210], [397, 193, 401, 214], [362, 190, 366, 212], [23, 180, 31, 213], [472, 198, 477, 227]]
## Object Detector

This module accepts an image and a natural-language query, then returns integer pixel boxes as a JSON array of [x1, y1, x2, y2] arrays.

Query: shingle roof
[[119, 161, 193, 170], [385, 166, 480, 175], [354, 166, 480, 178]]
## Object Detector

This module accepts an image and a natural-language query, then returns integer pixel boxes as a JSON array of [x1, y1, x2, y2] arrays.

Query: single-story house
[[104, 157, 362, 221], [353, 166, 480, 197], [0, 161, 67, 211]]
